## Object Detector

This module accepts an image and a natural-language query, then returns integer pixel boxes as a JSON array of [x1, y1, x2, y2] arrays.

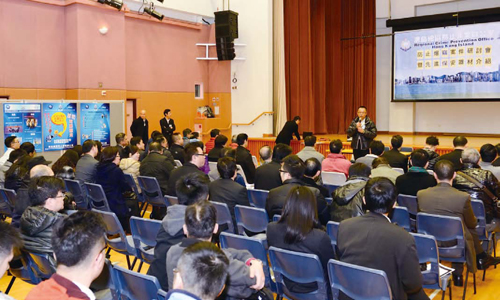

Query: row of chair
[[0, 187, 17, 219]]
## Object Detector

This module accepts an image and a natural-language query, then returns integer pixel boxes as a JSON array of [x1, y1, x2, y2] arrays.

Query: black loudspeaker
[[214, 10, 239, 61]]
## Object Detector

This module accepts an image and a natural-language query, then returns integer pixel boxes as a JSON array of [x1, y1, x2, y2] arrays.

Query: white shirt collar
[[72, 281, 96, 300]]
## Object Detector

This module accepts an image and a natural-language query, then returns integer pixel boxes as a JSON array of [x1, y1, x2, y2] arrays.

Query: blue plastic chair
[[324, 184, 339, 195], [164, 195, 179, 206], [391, 206, 411, 232], [400, 146, 413, 152], [268, 247, 328, 300], [411, 233, 451, 300], [327, 259, 392, 300], [137, 176, 166, 212], [129, 217, 162, 272], [123, 173, 146, 213], [27, 252, 56, 280], [5, 251, 42, 294], [417, 212, 475, 299], [210, 201, 235, 233], [397, 194, 417, 230], [273, 215, 281, 222], [326, 221, 340, 249], [234, 205, 269, 237], [63, 179, 88, 209], [0, 188, 15, 218], [92, 209, 137, 270], [157, 289, 167, 300], [247, 189, 269, 209], [85, 183, 111, 212], [325, 197, 333, 205], [113, 264, 163, 300], [471, 199, 496, 281]]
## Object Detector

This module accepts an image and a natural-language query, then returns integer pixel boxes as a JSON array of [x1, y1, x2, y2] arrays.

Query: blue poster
[[3, 103, 42, 152], [43, 103, 77, 151], [80, 103, 110, 147]]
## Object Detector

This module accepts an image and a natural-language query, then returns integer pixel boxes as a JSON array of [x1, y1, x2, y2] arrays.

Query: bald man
[[130, 110, 149, 144]]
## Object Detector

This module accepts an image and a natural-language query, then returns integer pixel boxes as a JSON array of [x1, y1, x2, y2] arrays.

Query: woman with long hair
[[266, 186, 335, 293], [4, 154, 32, 191], [51, 150, 80, 176]]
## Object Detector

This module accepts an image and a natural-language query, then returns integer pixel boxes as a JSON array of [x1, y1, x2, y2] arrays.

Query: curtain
[[273, 0, 288, 135], [284, 0, 376, 134]]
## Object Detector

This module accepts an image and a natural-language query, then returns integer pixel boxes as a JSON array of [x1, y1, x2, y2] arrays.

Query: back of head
[[425, 136, 439, 146], [52, 211, 105, 267], [183, 128, 192, 138], [28, 176, 65, 206], [210, 129, 220, 138], [329, 139, 343, 154], [217, 157, 236, 179], [220, 147, 236, 159], [369, 140, 385, 156], [151, 130, 161, 140], [185, 143, 201, 163], [82, 139, 96, 154], [177, 241, 229, 300], [72, 145, 83, 158], [390, 135, 403, 149], [154, 135, 167, 145], [453, 136, 468, 147], [129, 145, 139, 156], [236, 133, 248, 146], [480, 143, 497, 163], [272, 143, 293, 162], [190, 132, 200, 140], [259, 145, 272, 161], [100, 146, 119, 163], [5, 136, 17, 148], [8, 149, 27, 164], [410, 149, 429, 168], [434, 160, 455, 181], [304, 135, 316, 147], [176, 173, 210, 205], [130, 136, 142, 147], [281, 155, 305, 179], [20, 142, 35, 155], [304, 158, 321, 177], [0, 221, 22, 260], [62, 150, 80, 166], [184, 201, 216, 239], [280, 186, 318, 244], [30, 165, 54, 179], [372, 157, 389, 169], [172, 133, 183, 144], [231, 135, 237, 143], [461, 147, 480, 164], [214, 135, 228, 148], [292, 116, 301, 122], [115, 133, 126, 145], [364, 177, 397, 214], [348, 162, 371, 178], [149, 142, 163, 153]]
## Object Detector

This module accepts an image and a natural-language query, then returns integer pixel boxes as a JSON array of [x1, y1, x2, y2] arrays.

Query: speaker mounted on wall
[[214, 10, 239, 61]]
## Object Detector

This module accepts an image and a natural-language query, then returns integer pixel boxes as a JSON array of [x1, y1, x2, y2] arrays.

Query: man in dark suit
[[418, 159, 500, 285], [302, 157, 330, 198], [140, 142, 175, 197], [337, 177, 428, 300], [115, 133, 129, 160], [275, 116, 301, 145], [346, 106, 377, 160], [254, 143, 292, 191], [160, 109, 176, 147], [169, 133, 185, 164], [167, 143, 207, 196], [209, 157, 250, 225], [396, 149, 436, 196], [437, 136, 467, 171], [208, 135, 228, 162], [235, 133, 255, 184], [130, 109, 149, 144], [382, 134, 408, 172]]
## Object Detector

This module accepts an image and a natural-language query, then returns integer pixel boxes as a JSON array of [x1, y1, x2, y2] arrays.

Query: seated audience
[[454, 148, 500, 232], [130, 136, 146, 161], [51, 149, 79, 177], [182, 128, 192, 146], [422, 135, 440, 170], [0, 136, 20, 166], [355, 140, 385, 169], [4, 154, 32, 191], [479, 143, 500, 180], [194, 141, 210, 174], [337, 177, 428, 300], [168, 143, 208, 197], [230, 134, 238, 149], [0, 221, 22, 300], [258, 145, 273, 165], [267, 186, 335, 293], [76, 139, 99, 184], [170, 133, 186, 164], [396, 149, 437, 196], [72, 145, 83, 158], [208, 147, 246, 186], [20, 142, 36, 157], [302, 157, 330, 197], [0, 149, 26, 188], [119, 145, 141, 191], [371, 157, 401, 184], [27, 156, 51, 172], [25, 211, 106, 300], [418, 160, 500, 286], [115, 133, 130, 160], [381, 135, 408, 172], [437, 135, 467, 171], [94, 140, 102, 161], [296, 135, 324, 163], [140, 142, 175, 197], [167, 202, 265, 298], [330, 163, 370, 222], [492, 143, 500, 167], [144, 130, 162, 154], [147, 173, 210, 290], [266, 155, 328, 225], [205, 129, 220, 154], [321, 139, 351, 177], [208, 134, 228, 163], [154, 134, 176, 166], [254, 143, 292, 191], [235, 133, 256, 184]]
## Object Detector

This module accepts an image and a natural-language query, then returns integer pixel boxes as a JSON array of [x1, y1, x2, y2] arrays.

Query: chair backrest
[[410, 233, 440, 289], [400, 147, 413, 152], [123, 173, 144, 203], [63, 179, 88, 209], [164, 195, 179, 207], [210, 201, 235, 233], [174, 160, 182, 167], [397, 194, 418, 216], [0, 188, 17, 205], [84, 183, 111, 211], [324, 184, 339, 195], [137, 176, 165, 207], [0, 188, 14, 217], [129, 217, 162, 249], [27, 252, 56, 280], [236, 164, 250, 186], [384, 146, 390, 152], [208, 161, 218, 172], [234, 205, 269, 236], [322, 172, 347, 186], [273, 215, 281, 222], [247, 189, 269, 209], [328, 259, 392, 300], [416, 212, 466, 260], [391, 206, 411, 232], [326, 221, 340, 248], [92, 209, 135, 255], [252, 155, 258, 166], [325, 197, 333, 205], [157, 289, 167, 300], [113, 264, 162, 300], [471, 199, 488, 239], [269, 247, 328, 300], [393, 168, 404, 174], [9, 251, 42, 285]]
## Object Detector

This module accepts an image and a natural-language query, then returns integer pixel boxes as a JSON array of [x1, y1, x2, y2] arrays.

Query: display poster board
[[3, 103, 42, 152], [80, 103, 111, 146], [43, 103, 77, 151]]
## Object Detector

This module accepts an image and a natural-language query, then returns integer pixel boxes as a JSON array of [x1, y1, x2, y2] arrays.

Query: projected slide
[[393, 22, 500, 101]]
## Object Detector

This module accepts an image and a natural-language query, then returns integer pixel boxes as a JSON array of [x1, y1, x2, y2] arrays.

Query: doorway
[[126, 99, 137, 139]]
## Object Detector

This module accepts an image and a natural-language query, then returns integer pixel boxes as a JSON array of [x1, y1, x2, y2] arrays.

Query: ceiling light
[[97, 0, 123, 11], [144, 3, 164, 21]]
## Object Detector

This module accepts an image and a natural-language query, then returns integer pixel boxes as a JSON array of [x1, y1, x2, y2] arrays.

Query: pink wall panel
[[65, 5, 79, 89]]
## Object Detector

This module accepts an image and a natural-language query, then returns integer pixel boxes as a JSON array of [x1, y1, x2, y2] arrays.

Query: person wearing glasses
[[168, 143, 208, 197], [0, 136, 20, 166]]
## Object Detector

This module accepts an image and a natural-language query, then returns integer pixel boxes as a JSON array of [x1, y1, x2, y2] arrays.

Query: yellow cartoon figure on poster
[[51, 112, 67, 137]]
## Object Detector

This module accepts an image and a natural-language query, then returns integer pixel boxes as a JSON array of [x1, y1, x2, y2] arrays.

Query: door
[[126, 99, 136, 139]]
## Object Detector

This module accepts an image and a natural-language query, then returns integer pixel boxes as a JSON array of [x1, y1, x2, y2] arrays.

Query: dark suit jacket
[[140, 152, 175, 195], [169, 144, 185, 164], [254, 161, 282, 191], [437, 149, 463, 171], [130, 117, 149, 144], [417, 182, 478, 272], [382, 149, 408, 173], [208, 146, 223, 162], [301, 176, 330, 198], [275, 120, 300, 145], [235, 146, 255, 184], [337, 213, 427, 300], [167, 162, 207, 197], [396, 171, 437, 196], [209, 178, 249, 225], [160, 118, 176, 139]]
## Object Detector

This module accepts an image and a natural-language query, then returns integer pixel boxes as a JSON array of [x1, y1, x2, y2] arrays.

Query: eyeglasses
[[279, 169, 288, 173], [194, 153, 205, 157]]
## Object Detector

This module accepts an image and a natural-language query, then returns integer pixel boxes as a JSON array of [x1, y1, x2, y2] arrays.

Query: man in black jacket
[[381, 135, 408, 173], [235, 134, 255, 184], [160, 109, 175, 147], [396, 149, 436, 196], [302, 157, 330, 198], [207, 135, 228, 162], [167, 143, 207, 196], [169, 133, 185, 164], [437, 136, 467, 171], [275, 116, 301, 145], [254, 143, 292, 191], [346, 106, 377, 160], [130, 109, 149, 144], [139, 142, 175, 196]]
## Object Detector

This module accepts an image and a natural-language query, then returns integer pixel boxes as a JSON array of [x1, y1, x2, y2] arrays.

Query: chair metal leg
[[131, 257, 138, 270], [126, 255, 131, 270], [441, 288, 445, 300], [482, 268, 486, 281], [137, 261, 144, 273], [449, 281, 452, 300], [106, 248, 111, 259], [5, 276, 16, 294], [473, 272, 476, 294], [462, 270, 469, 300], [141, 203, 149, 217]]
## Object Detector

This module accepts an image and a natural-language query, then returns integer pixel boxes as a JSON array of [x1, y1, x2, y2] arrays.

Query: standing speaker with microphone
[[214, 10, 239, 61]]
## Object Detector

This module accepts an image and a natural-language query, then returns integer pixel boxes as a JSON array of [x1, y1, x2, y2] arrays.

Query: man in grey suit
[[417, 159, 500, 286], [355, 140, 385, 169], [296, 136, 324, 164], [75, 140, 98, 184]]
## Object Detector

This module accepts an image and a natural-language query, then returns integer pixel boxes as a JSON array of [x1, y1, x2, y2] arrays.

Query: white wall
[[376, 0, 500, 134]]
